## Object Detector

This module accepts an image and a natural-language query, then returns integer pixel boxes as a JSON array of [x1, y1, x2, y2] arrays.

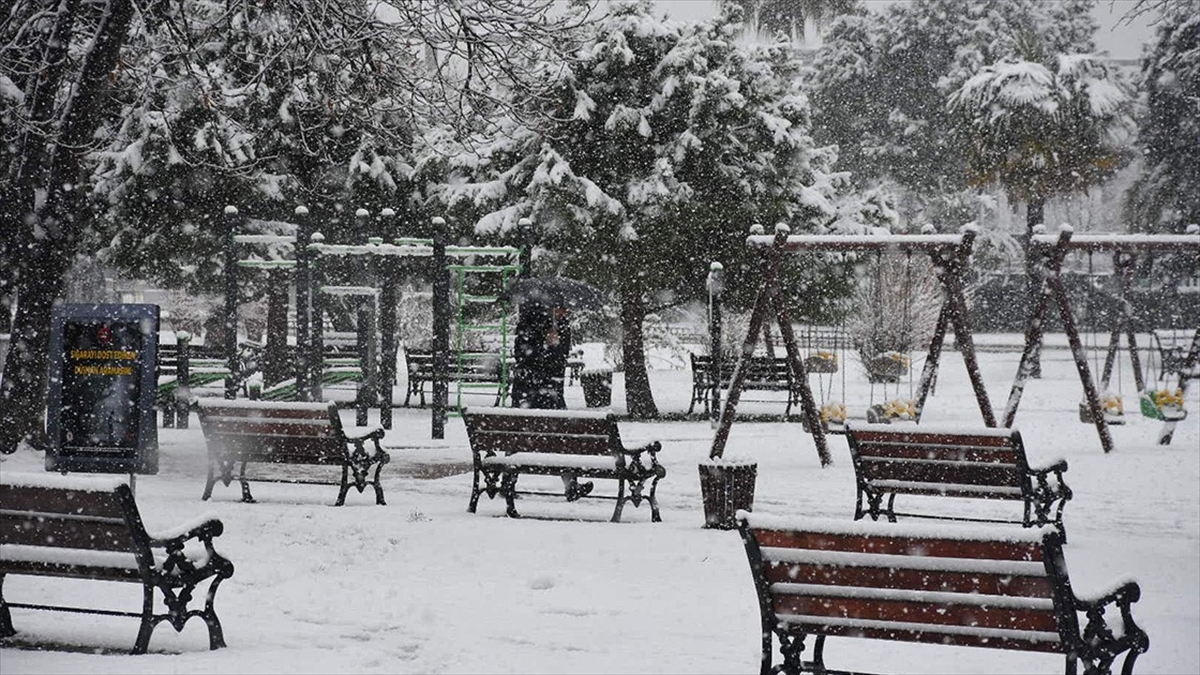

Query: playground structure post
[[353, 209, 377, 426], [294, 206, 312, 401], [378, 208, 398, 430], [518, 218, 534, 278], [706, 262, 724, 424], [222, 206, 241, 400], [431, 217, 450, 439], [175, 330, 191, 428], [308, 232, 326, 402]]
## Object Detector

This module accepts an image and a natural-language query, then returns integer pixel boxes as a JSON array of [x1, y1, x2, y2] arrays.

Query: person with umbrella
[[505, 277, 604, 501], [510, 301, 592, 501]]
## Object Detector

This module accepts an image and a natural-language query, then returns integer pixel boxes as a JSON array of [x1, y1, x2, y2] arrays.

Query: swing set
[[710, 223, 996, 467], [1003, 226, 1200, 451]]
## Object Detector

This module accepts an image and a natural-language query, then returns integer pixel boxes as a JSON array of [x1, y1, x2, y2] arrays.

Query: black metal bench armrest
[[150, 518, 233, 583], [1073, 580, 1151, 662], [619, 440, 665, 477], [1028, 459, 1072, 499], [1075, 580, 1141, 612]]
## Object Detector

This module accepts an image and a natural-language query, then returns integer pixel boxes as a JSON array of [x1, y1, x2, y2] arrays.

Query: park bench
[[0, 473, 234, 655], [196, 400, 389, 505], [461, 407, 666, 522], [404, 350, 510, 407], [845, 422, 1072, 539], [737, 513, 1149, 675], [689, 352, 801, 415]]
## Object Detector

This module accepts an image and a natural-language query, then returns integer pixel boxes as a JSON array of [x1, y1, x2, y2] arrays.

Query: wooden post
[[354, 208, 374, 427], [294, 206, 312, 401], [707, 262, 724, 423], [770, 272, 831, 467], [175, 330, 191, 429], [309, 232, 326, 402], [222, 206, 240, 400], [1003, 226, 1063, 428], [930, 226, 996, 426], [431, 217, 449, 439], [378, 209, 398, 430]]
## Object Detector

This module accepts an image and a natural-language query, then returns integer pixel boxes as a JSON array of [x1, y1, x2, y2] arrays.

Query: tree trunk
[[618, 269, 658, 419], [1025, 195, 1045, 379], [0, 0, 137, 454]]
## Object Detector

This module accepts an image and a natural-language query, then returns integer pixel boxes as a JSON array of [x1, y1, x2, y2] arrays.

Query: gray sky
[[654, 0, 1157, 61]]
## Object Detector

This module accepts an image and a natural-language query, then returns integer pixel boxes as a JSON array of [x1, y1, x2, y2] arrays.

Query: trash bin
[[580, 368, 613, 408], [698, 459, 757, 530]]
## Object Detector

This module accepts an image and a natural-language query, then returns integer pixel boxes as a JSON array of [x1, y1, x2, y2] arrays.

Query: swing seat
[[1078, 401, 1126, 425], [1139, 391, 1187, 422], [803, 353, 838, 374]]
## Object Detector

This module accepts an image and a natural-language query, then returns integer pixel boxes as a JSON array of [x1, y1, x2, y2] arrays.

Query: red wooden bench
[[738, 513, 1149, 675]]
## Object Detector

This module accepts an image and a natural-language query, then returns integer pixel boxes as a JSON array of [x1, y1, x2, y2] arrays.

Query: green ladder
[[448, 254, 522, 416]]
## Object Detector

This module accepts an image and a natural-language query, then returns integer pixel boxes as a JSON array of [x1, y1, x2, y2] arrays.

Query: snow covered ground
[[2, 342, 1198, 674]]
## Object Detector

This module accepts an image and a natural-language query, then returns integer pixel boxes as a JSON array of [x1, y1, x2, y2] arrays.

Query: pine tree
[[429, 1, 857, 417]]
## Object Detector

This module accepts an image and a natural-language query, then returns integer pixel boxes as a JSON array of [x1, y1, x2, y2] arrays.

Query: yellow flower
[[820, 401, 847, 424], [883, 398, 916, 419], [1151, 388, 1184, 408], [1101, 394, 1123, 415]]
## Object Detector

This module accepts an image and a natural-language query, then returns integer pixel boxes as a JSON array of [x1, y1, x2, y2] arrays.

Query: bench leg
[[501, 472, 520, 518], [202, 464, 217, 501], [336, 464, 351, 506], [648, 467, 665, 523], [372, 461, 387, 506], [133, 584, 156, 654], [238, 462, 255, 503], [611, 478, 627, 523]]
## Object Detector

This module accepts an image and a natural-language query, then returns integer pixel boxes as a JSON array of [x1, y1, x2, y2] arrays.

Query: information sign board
[[46, 303, 159, 474]]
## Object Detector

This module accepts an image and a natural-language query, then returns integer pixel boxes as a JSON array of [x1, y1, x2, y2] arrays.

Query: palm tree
[[949, 50, 1133, 375], [718, 0, 855, 43]]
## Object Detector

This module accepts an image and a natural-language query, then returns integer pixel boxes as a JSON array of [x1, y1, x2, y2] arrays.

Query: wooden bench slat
[[770, 592, 1060, 633], [776, 615, 1065, 653], [0, 513, 133, 551], [852, 429, 1016, 448], [853, 442, 1020, 464], [206, 420, 342, 438], [469, 433, 612, 456], [467, 415, 612, 435], [762, 562, 1054, 597], [858, 459, 1025, 488], [750, 529, 1045, 562], [0, 484, 125, 518]]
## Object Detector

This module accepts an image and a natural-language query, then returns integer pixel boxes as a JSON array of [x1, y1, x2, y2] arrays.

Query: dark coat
[[511, 304, 570, 409]]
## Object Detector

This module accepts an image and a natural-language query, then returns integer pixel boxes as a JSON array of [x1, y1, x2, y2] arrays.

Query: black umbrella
[[498, 276, 605, 310]]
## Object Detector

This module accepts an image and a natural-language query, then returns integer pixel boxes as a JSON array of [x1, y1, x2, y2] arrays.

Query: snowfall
[[1, 334, 1198, 675]]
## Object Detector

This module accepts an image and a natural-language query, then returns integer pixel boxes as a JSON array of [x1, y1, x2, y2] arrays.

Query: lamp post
[[706, 262, 725, 424]]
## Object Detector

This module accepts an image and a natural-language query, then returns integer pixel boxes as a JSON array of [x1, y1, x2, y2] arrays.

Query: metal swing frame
[[1002, 227, 1200, 451]]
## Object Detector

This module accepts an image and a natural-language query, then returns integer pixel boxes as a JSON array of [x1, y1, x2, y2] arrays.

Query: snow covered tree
[[0, 0, 590, 453], [809, 0, 1102, 223], [0, 0, 137, 453], [429, 1, 853, 418], [1123, 6, 1200, 233], [86, 0, 591, 294], [949, 54, 1133, 237]]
